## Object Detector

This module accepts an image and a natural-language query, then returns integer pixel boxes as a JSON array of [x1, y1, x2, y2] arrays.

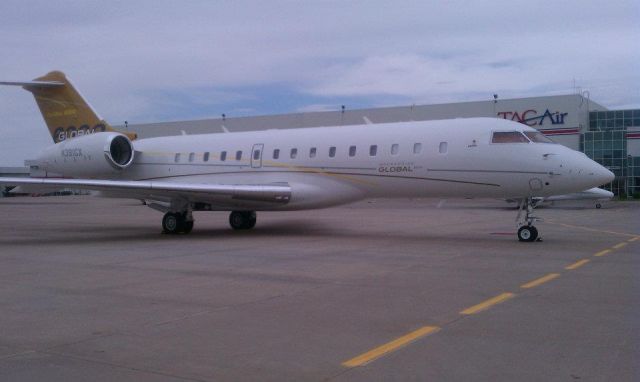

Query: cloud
[[0, 0, 638, 166]]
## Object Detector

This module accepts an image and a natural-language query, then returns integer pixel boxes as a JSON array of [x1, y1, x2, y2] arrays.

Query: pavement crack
[[39, 349, 211, 382]]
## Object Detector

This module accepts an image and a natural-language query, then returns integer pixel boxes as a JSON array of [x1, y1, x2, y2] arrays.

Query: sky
[[1, 0, 639, 166]]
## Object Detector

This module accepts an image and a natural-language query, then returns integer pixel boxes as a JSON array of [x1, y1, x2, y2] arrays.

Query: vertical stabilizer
[[1, 71, 137, 143]]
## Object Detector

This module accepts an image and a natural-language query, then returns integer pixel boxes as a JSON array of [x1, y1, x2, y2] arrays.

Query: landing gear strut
[[162, 212, 194, 234], [516, 197, 540, 242], [229, 211, 256, 230]]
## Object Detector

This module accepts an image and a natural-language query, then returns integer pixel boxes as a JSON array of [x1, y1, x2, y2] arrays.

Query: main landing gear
[[229, 211, 257, 230], [160, 209, 257, 234], [162, 212, 194, 234], [516, 197, 540, 242]]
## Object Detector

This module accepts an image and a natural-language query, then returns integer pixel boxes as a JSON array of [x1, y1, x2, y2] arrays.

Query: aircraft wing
[[0, 177, 291, 208]]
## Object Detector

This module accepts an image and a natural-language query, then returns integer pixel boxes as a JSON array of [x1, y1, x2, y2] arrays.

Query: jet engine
[[35, 132, 135, 177]]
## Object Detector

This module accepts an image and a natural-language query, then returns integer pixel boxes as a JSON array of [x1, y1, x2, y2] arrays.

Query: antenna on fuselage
[[220, 113, 230, 133]]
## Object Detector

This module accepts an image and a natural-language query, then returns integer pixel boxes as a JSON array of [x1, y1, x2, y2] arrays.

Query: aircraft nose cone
[[598, 166, 615, 185], [591, 164, 614, 186]]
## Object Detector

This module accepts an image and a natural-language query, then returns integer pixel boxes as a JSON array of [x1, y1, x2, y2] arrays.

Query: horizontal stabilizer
[[0, 80, 65, 88]]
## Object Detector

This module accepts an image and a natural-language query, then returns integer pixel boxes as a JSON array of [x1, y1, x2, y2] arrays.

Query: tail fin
[[0, 71, 137, 143]]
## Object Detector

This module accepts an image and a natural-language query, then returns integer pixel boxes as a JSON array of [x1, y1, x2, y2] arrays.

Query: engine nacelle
[[35, 132, 135, 177]]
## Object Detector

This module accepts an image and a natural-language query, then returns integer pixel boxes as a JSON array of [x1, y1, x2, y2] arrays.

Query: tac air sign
[[496, 109, 569, 127]]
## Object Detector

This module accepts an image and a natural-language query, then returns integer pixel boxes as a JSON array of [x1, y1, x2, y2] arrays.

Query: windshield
[[524, 131, 556, 144], [491, 131, 530, 143]]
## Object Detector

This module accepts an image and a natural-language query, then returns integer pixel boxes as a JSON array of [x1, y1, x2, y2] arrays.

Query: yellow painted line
[[565, 259, 590, 270], [612, 242, 627, 249], [594, 249, 611, 257], [342, 326, 440, 367], [628, 237, 639, 242], [520, 273, 560, 289], [460, 292, 515, 315]]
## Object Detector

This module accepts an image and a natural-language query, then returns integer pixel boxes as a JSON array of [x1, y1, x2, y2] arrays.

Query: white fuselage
[[109, 118, 613, 210]]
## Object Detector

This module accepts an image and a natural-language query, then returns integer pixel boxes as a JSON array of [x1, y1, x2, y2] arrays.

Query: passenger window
[[349, 146, 356, 157], [174, 153, 181, 163], [220, 151, 227, 161], [188, 152, 195, 162], [273, 149, 280, 159], [310, 147, 317, 158], [439, 142, 448, 154], [492, 131, 530, 143], [329, 146, 336, 158], [391, 144, 399, 155], [413, 143, 422, 154], [235, 150, 242, 160], [203, 152, 210, 162], [370, 145, 377, 156], [290, 148, 298, 159]]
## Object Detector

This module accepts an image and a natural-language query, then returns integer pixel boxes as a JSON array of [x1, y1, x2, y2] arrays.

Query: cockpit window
[[524, 131, 556, 144], [492, 131, 530, 143]]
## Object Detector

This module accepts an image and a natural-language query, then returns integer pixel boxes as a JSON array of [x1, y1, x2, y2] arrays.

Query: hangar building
[[122, 94, 640, 197]]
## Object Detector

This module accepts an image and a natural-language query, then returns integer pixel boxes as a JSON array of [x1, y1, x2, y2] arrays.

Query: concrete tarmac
[[0, 196, 638, 381]]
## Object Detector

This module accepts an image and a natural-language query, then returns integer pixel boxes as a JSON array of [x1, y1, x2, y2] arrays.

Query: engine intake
[[108, 135, 134, 168], [35, 132, 135, 177]]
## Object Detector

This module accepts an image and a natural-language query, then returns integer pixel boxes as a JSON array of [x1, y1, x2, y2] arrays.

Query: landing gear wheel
[[162, 212, 194, 234], [163, 212, 181, 234], [518, 225, 538, 242], [595, 203, 602, 209], [245, 212, 257, 229], [181, 220, 194, 234], [229, 211, 257, 230]]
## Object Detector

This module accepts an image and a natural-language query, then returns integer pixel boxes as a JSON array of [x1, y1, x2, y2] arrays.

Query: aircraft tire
[[244, 211, 257, 229], [596, 203, 602, 209], [517, 225, 538, 242], [229, 211, 256, 230], [162, 212, 181, 234], [181, 220, 194, 234], [229, 211, 246, 230]]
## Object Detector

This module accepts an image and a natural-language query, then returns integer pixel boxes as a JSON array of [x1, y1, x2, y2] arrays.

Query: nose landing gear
[[516, 197, 540, 242]]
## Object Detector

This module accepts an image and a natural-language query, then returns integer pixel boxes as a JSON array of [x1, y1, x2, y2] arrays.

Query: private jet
[[0, 71, 614, 241]]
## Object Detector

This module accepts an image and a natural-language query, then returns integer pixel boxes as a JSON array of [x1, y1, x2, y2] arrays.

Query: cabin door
[[251, 144, 264, 168]]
